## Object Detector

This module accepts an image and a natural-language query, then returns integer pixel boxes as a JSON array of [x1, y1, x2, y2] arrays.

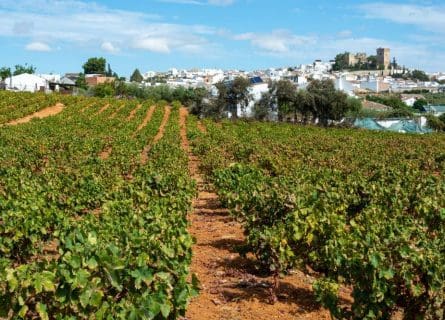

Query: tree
[[330, 91, 350, 121], [93, 82, 115, 97], [130, 69, 143, 83], [413, 98, 428, 111], [367, 56, 378, 70], [294, 89, 315, 123], [227, 77, 251, 118], [426, 115, 445, 131], [13, 64, 36, 76], [411, 70, 429, 82], [253, 92, 273, 121], [332, 52, 350, 71], [0, 67, 11, 80], [106, 63, 113, 77], [346, 97, 363, 115], [82, 57, 106, 74], [274, 80, 296, 121], [75, 73, 88, 89], [307, 79, 349, 126], [205, 81, 228, 119], [366, 95, 408, 110], [188, 87, 209, 115], [114, 79, 128, 96]]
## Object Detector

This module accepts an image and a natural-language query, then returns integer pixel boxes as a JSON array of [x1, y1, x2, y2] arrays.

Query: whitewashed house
[[4, 73, 49, 92], [400, 94, 425, 107], [213, 77, 270, 118], [38, 74, 61, 83], [335, 76, 358, 96], [295, 74, 308, 88], [360, 76, 390, 93], [241, 77, 269, 117], [143, 71, 157, 80]]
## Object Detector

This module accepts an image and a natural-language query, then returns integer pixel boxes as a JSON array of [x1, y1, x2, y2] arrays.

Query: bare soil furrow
[[180, 107, 331, 320], [140, 106, 171, 165], [7, 103, 65, 125], [95, 103, 110, 115], [109, 103, 126, 119], [127, 104, 142, 121], [132, 105, 156, 137]]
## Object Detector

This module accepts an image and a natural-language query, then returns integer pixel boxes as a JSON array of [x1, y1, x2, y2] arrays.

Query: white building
[[169, 68, 179, 77], [242, 77, 269, 117], [360, 78, 379, 92], [296, 75, 308, 87], [143, 71, 157, 79], [313, 60, 332, 73], [359, 76, 390, 93], [4, 73, 49, 92], [335, 76, 358, 96], [208, 72, 224, 84], [38, 74, 61, 83], [400, 94, 425, 107], [215, 77, 270, 118]]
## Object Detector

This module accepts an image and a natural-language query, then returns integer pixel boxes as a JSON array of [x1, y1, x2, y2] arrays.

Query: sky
[[1, 0, 445, 77]]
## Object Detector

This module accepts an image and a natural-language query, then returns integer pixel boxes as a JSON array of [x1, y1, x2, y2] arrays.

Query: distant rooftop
[[250, 76, 264, 84]]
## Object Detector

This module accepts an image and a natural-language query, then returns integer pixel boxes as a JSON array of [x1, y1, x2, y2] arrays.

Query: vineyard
[[187, 119, 445, 319], [0, 91, 444, 319], [0, 92, 197, 319], [0, 91, 61, 125]]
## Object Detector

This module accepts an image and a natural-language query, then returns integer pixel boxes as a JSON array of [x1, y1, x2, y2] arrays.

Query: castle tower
[[377, 48, 390, 70]]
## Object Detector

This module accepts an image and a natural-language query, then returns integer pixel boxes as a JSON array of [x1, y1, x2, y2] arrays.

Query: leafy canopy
[[83, 57, 106, 75]]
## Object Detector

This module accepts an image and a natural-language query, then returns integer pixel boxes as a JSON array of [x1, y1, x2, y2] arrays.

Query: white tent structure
[[4, 73, 49, 92]]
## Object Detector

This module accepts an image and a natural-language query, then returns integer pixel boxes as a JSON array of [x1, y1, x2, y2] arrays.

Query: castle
[[376, 48, 391, 70], [345, 48, 391, 70]]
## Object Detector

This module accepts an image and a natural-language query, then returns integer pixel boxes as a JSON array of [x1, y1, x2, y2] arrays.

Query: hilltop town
[[2, 48, 444, 98], [1, 47, 445, 128]]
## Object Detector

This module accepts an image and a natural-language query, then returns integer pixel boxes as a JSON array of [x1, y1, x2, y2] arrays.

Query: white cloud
[[133, 38, 171, 53], [232, 26, 445, 71], [0, 0, 217, 55], [360, 3, 445, 34], [2, 0, 445, 71], [25, 41, 51, 52], [101, 41, 119, 54], [234, 30, 316, 54]]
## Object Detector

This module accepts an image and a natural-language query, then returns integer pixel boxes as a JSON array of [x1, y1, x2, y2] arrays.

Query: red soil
[[7, 103, 65, 125]]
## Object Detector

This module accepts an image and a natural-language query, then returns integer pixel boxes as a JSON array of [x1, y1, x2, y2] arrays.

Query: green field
[[187, 118, 445, 319], [0, 93, 197, 319], [0, 92, 444, 319]]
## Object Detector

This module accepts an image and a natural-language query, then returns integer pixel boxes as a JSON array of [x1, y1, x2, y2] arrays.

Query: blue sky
[[1, 0, 445, 77]]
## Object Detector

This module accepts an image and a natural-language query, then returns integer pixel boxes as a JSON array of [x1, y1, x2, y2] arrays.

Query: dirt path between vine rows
[[101, 106, 156, 161], [140, 106, 171, 165], [95, 103, 110, 115], [179, 107, 333, 320], [109, 103, 126, 119], [133, 105, 156, 136], [127, 104, 142, 121], [7, 103, 65, 125]]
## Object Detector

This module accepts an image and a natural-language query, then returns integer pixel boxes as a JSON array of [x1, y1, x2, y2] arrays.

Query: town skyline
[[1, 0, 445, 76]]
